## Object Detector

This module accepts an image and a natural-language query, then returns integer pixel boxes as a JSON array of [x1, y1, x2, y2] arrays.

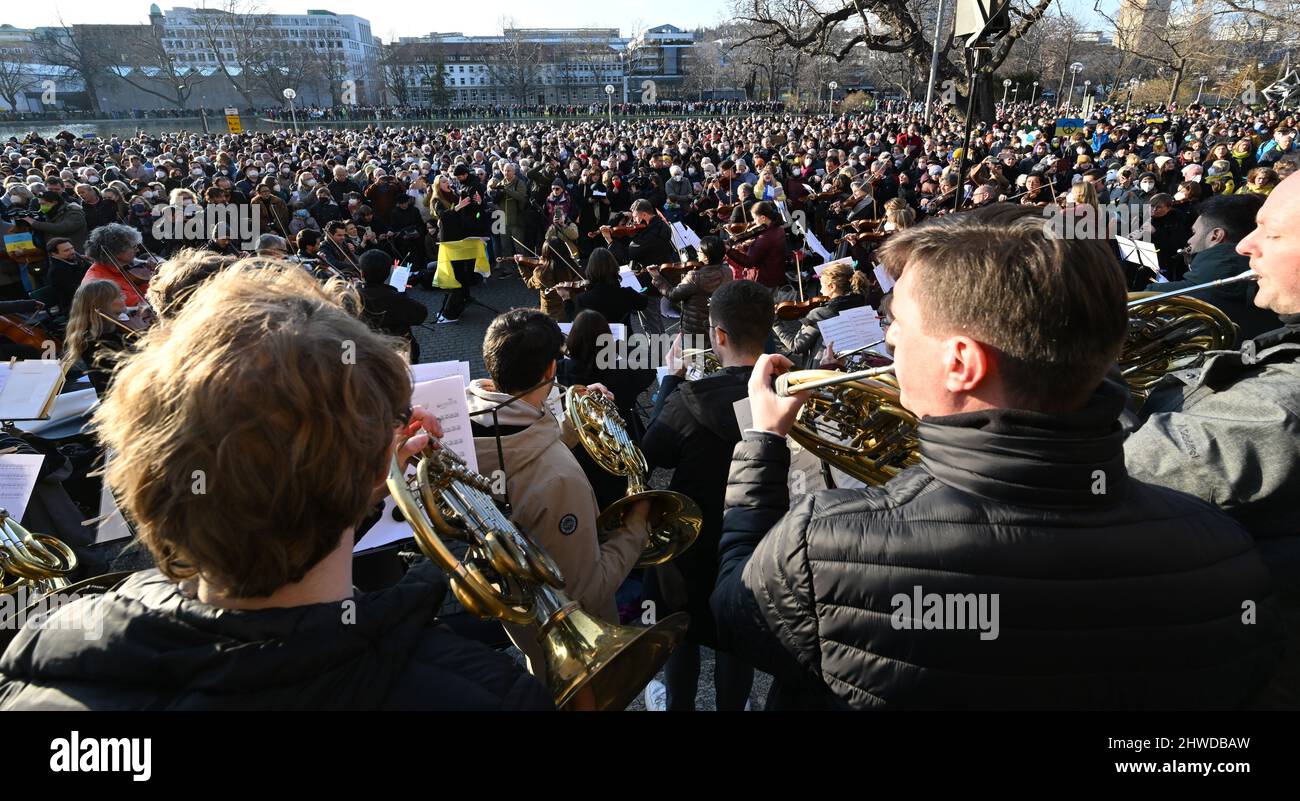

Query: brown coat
[[466, 381, 648, 679]]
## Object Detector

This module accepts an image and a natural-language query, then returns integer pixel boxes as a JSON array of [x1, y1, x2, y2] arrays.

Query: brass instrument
[[682, 348, 722, 379], [775, 365, 921, 486], [563, 386, 703, 567], [387, 445, 689, 710], [1121, 271, 1254, 401], [0, 509, 78, 596]]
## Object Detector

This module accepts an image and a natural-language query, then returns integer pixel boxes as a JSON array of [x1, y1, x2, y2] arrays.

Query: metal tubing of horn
[[775, 364, 897, 397], [836, 338, 887, 358], [1127, 270, 1257, 308]]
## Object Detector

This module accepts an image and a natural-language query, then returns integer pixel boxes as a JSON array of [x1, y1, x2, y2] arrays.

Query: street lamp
[[283, 87, 298, 133], [604, 84, 614, 125], [1001, 78, 1012, 105], [1030, 80, 1039, 105], [1083, 79, 1092, 108], [828, 80, 838, 113], [1064, 62, 1083, 111], [1126, 77, 1139, 115], [1195, 74, 1207, 105]]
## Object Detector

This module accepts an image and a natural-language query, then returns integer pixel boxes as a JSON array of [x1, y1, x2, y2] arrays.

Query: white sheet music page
[[409, 360, 472, 386], [0, 452, 44, 523], [0, 360, 63, 420], [817, 306, 884, 354]]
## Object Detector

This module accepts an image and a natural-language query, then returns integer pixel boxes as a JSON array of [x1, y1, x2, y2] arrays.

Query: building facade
[[625, 24, 697, 98]]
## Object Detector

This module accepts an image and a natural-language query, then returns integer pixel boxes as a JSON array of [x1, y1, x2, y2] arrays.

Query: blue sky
[[7, 0, 1121, 41]]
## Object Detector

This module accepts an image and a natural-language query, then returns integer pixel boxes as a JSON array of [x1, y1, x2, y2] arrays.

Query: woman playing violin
[[723, 201, 786, 289], [775, 261, 876, 369], [64, 279, 132, 396], [80, 223, 153, 323], [646, 236, 732, 340]]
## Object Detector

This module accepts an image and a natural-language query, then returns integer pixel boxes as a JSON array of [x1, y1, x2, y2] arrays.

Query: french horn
[[563, 385, 703, 567], [0, 510, 78, 597], [775, 365, 921, 486], [388, 445, 689, 711], [681, 348, 722, 379], [1121, 271, 1253, 402]]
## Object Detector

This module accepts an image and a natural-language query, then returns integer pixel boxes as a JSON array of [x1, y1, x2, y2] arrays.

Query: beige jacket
[[466, 380, 648, 678]]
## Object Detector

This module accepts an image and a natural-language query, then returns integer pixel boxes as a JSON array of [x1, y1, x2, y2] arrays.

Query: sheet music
[[804, 231, 832, 263], [409, 360, 471, 386], [412, 375, 477, 473], [388, 265, 411, 292], [873, 263, 896, 293], [1152, 270, 1170, 284], [618, 265, 643, 291], [668, 222, 688, 252], [0, 453, 44, 523], [0, 360, 64, 420], [817, 306, 884, 354], [355, 374, 476, 555]]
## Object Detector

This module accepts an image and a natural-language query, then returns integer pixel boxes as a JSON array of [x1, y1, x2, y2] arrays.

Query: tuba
[[388, 445, 689, 711], [0, 510, 78, 597], [1121, 271, 1253, 402], [775, 365, 922, 486], [563, 385, 703, 567]]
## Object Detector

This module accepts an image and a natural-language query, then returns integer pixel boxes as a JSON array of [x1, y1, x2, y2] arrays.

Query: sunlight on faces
[[1238, 173, 1300, 315]]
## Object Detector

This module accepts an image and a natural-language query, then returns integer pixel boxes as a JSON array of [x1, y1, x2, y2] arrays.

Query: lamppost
[[1030, 80, 1039, 105], [828, 80, 838, 113], [1195, 74, 1207, 104], [1064, 62, 1083, 111], [1012, 84, 1019, 104], [283, 87, 298, 133], [1083, 79, 1092, 109], [1126, 77, 1139, 115], [604, 84, 614, 125], [1001, 78, 1012, 105], [199, 93, 209, 134]]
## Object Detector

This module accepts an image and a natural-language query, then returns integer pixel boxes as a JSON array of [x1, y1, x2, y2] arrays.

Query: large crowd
[[0, 94, 1296, 712]]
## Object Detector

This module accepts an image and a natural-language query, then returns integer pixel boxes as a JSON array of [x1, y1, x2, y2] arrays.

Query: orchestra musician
[[80, 223, 151, 315], [711, 208, 1282, 710], [63, 279, 133, 396], [321, 220, 361, 278], [600, 199, 673, 334], [639, 280, 774, 710], [647, 236, 732, 343], [557, 248, 646, 327], [775, 262, 876, 369], [1125, 172, 1300, 707], [145, 249, 233, 320], [357, 249, 428, 362], [0, 264, 553, 710], [723, 201, 786, 289], [465, 308, 651, 683]]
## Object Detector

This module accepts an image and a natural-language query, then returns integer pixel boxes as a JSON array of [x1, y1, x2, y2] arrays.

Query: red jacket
[[725, 225, 787, 288], [83, 262, 146, 309]]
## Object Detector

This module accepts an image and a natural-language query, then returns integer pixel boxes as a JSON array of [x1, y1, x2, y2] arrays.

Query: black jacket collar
[[917, 379, 1129, 509]]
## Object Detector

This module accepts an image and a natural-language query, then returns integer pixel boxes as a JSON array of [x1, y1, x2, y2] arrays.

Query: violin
[[712, 221, 750, 236], [774, 295, 830, 321], [727, 222, 774, 248], [649, 261, 703, 277], [0, 311, 58, 352], [588, 212, 647, 239], [499, 255, 545, 269], [552, 280, 590, 294], [807, 189, 844, 204]]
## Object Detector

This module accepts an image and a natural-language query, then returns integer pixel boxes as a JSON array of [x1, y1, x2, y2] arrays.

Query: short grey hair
[[85, 223, 142, 263], [255, 234, 288, 254]]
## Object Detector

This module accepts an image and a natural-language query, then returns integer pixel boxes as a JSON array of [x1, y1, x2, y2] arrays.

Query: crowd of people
[[0, 92, 1296, 711]]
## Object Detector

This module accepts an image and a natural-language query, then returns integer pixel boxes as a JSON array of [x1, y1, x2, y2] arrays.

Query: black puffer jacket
[[711, 380, 1283, 709], [0, 560, 553, 710], [641, 366, 752, 647]]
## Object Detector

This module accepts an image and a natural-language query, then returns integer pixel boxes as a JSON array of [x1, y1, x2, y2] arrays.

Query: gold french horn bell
[[0, 509, 78, 596], [388, 445, 689, 711], [563, 384, 703, 567]]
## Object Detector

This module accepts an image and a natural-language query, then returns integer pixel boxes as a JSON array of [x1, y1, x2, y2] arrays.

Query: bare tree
[[110, 23, 204, 108], [29, 19, 112, 112], [192, 0, 263, 108], [1101, 0, 1234, 105], [484, 25, 544, 105], [0, 60, 38, 111], [728, 0, 1057, 119]]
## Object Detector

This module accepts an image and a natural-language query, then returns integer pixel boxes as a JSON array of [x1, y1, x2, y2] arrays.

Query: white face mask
[[142, 191, 155, 199], [88, 175, 100, 183], [1141, 181, 1156, 192], [307, 179, 317, 187], [247, 170, 259, 178]]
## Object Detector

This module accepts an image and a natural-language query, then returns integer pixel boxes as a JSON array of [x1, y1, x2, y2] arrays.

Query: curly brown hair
[[94, 262, 411, 598]]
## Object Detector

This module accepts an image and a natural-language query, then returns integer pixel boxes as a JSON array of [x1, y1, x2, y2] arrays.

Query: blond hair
[[146, 248, 235, 320], [64, 280, 124, 369], [94, 262, 411, 598]]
